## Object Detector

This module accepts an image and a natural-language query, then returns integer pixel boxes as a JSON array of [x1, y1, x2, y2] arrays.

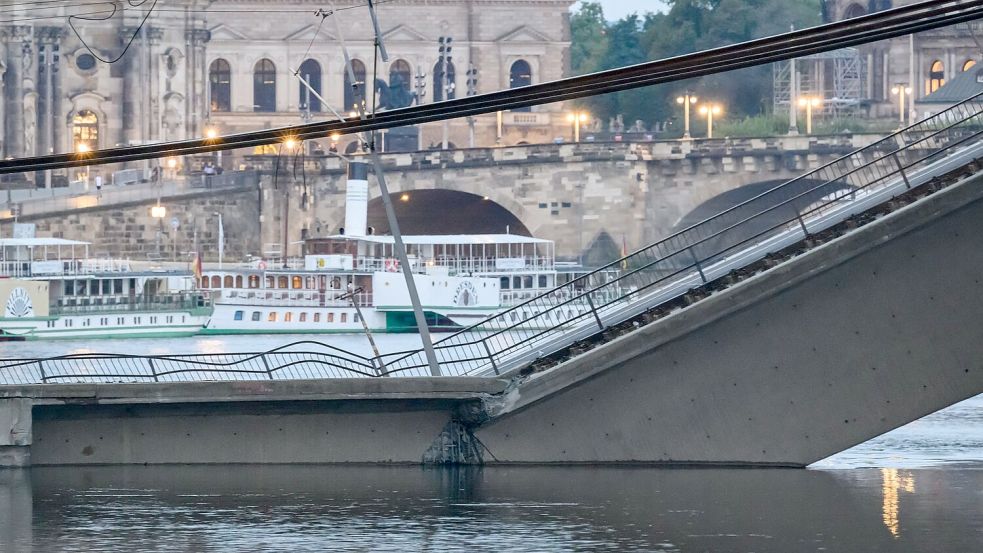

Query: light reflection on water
[[2, 335, 982, 551]]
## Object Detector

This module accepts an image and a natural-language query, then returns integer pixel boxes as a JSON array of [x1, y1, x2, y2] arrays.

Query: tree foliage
[[570, 0, 823, 129]]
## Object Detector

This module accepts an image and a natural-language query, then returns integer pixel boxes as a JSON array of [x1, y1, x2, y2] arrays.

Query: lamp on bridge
[[797, 96, 822, 135], [675, 93, 698, 140], [698, 103, 723, 139], [204, 126, 222, 168], [566, 111, 590, 143], [891, 84, 912, 128]]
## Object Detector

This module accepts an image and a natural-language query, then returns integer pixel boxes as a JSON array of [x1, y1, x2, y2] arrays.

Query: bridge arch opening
[[671, 178, 856, 260], [365, 190, 531, 236]]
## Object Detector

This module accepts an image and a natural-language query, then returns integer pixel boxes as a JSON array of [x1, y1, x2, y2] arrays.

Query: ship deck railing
[[219, 290, 372, 308], [50, 293, 211, 315]]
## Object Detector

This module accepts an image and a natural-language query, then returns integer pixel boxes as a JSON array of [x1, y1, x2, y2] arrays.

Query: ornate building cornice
[[0, 26, 33, 43]]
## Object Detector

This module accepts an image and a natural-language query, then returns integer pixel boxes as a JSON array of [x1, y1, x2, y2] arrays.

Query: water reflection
[[881, 468, 916, 539], [0, 465, 979, 552]]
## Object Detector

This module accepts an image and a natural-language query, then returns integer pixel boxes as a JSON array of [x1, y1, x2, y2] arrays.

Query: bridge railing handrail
[[5, 92, 983, 383]]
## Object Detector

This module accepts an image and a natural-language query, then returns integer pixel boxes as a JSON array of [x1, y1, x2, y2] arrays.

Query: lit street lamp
[[891, 84, 912, 127], [205, 126, 222, 168], [797, 96, 822, 135], [566, 111, 589, 142], [675, 93, 698, 139], [151, 204, 166, 260], [698, 103, 723, 139]]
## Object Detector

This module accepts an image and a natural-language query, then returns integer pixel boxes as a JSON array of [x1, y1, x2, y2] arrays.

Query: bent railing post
[[584, 292, 604, 331], [482, 340, 500, 375], [892, 153, 912, 189], [260, 354, 274, 380]]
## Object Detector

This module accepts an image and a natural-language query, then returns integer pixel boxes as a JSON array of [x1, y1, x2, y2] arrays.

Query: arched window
[[928, 60, 945, 94], [843, 3, 866, 19], [433, 60, 456, 102], [209, 59, 231, 112], [210, 275, 221, 288], [510, 60, 532, 112], [389, 59, 411, 96], [963, 59, 977, 72], [253, 59, 277, 112], [72, 110, 99, 151], [200, 276, 210, 288], [235, 275, 243, 288], [344, 59, 367, 113], [298, 59, 322, 112]]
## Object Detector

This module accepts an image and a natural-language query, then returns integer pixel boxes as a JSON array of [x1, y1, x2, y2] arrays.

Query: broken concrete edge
[[485, 167, 983, 422], [0, 376, 511, 405]]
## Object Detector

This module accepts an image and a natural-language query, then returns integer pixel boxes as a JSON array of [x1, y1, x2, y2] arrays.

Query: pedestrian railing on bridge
[[4, 93, 983, 384]]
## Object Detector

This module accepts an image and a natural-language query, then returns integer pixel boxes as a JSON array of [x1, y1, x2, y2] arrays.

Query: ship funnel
[[345, 161, 369, 237]]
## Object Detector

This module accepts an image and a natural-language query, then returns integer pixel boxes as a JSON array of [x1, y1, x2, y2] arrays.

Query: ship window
[[114, 279, 123, 293], [235, 275, 243, 288], [268, 312, 277, 322], [224, 275, 234, 288], [299, 312, 307, 322], [284, 312, 293, 322], [523, 276, 533, 288], [513, 276, 521, 289], [150, 316, 157, 324], [211, 275, 221, 288], [65, 319, 72, 327], [331, 277, 341, 289], [340, 313, 348, 323], [500, 277, 510, 289], [327, 312, 335, 323], [305, 276, 315, 289], [201, 276, 210, 288], [266, 276, 275, 288], [102, 280, 111, 294], [354, 313, 360, 323], [292, 276, 303, 289], [65, 281, 75, 294], [248, 275, 260, 288], [167, 316, 173, 323], [278, 276, 288, 289], [134, 317, 141, 324], [117, 317, 124, 325], [510, 312, 517, 322], [251, 311, 261, 321], [539, 275, 548, 288], [234, 310, 244, 321], [314, 313, 321, 322], [77, 280, 87, 295]]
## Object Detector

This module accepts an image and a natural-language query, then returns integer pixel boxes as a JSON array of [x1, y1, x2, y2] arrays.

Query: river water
[[1, 335, 981, 552]]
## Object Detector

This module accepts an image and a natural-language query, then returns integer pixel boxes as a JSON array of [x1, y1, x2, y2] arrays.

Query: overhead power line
[[1, 0, 981, 174]]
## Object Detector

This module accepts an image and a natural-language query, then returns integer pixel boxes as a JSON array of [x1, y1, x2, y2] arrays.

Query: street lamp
[[204, 126, 221, 168], [566, 110, 590, 142], [213, 211, 224, 270], [675, 93, 698, 139], [698, 103, 723, 139], [797, 96, 822, 135], [151, 204, 166, 260], [891, 84, 912, 127]]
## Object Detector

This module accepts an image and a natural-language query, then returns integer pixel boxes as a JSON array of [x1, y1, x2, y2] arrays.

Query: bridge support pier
[[0, 399, 32, 468]]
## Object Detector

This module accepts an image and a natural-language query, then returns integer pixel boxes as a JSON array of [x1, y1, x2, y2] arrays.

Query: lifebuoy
[[384, 258, 399, 272], [257, 260, 268, 270]]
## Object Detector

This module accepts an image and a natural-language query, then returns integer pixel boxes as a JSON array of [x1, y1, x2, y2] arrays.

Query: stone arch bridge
[[4, 136, 876, 261]]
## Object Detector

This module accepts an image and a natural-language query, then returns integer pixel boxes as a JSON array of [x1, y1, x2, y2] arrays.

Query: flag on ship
[[192, 251, 203, 284]]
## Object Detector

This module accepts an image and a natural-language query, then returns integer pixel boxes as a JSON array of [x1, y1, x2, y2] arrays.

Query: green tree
[[570, 1, 608, 75]]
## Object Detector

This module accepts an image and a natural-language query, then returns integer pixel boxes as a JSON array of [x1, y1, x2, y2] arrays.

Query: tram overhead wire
[[1, 0, 982, 174]]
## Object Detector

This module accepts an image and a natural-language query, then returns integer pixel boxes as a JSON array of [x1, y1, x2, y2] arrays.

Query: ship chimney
[[345, 161, 369, 237]]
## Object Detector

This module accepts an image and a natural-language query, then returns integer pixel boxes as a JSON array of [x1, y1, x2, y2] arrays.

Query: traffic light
[[466, 64, 478, 96]]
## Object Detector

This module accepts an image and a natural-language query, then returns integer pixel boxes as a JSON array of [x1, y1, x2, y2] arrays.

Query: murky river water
[[1, 335, 981, 551]]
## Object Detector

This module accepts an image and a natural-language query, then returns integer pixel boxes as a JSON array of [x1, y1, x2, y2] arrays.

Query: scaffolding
[[773, 47, 867, 119]]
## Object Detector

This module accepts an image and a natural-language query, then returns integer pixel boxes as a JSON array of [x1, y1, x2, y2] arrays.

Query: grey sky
[[587, 0, 670, 20]]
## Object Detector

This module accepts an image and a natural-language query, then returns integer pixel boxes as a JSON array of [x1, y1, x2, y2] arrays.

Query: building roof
[[306, 234, 552, 246], [916, 67, 983, 104], [0, 238, 90, 247]]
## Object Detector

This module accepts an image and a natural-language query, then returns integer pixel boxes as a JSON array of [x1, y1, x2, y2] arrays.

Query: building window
[[234, 310, 244, 321], [253, 58, 277, 112], [842, 3, 866, 19], [298, 58, 322, 112], [963, 59, 977, 72], [251, 311, 261, 321], [433, 60, 456, 102], [76, 53, 97, 71], [509, 60, 532, 112], [209, 59, 232, 112], [344, 59, 367, 113], [72, 110, 99, 151], [928, 60, 945, 94], [268, 312, 278, 322]]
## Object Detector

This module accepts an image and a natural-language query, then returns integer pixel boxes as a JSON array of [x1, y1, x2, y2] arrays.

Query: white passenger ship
[[200, 233, 594, 334], [0, 238, 212, 340]]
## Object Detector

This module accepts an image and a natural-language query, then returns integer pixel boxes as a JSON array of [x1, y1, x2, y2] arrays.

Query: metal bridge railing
[[3, 93, 983, 384]]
